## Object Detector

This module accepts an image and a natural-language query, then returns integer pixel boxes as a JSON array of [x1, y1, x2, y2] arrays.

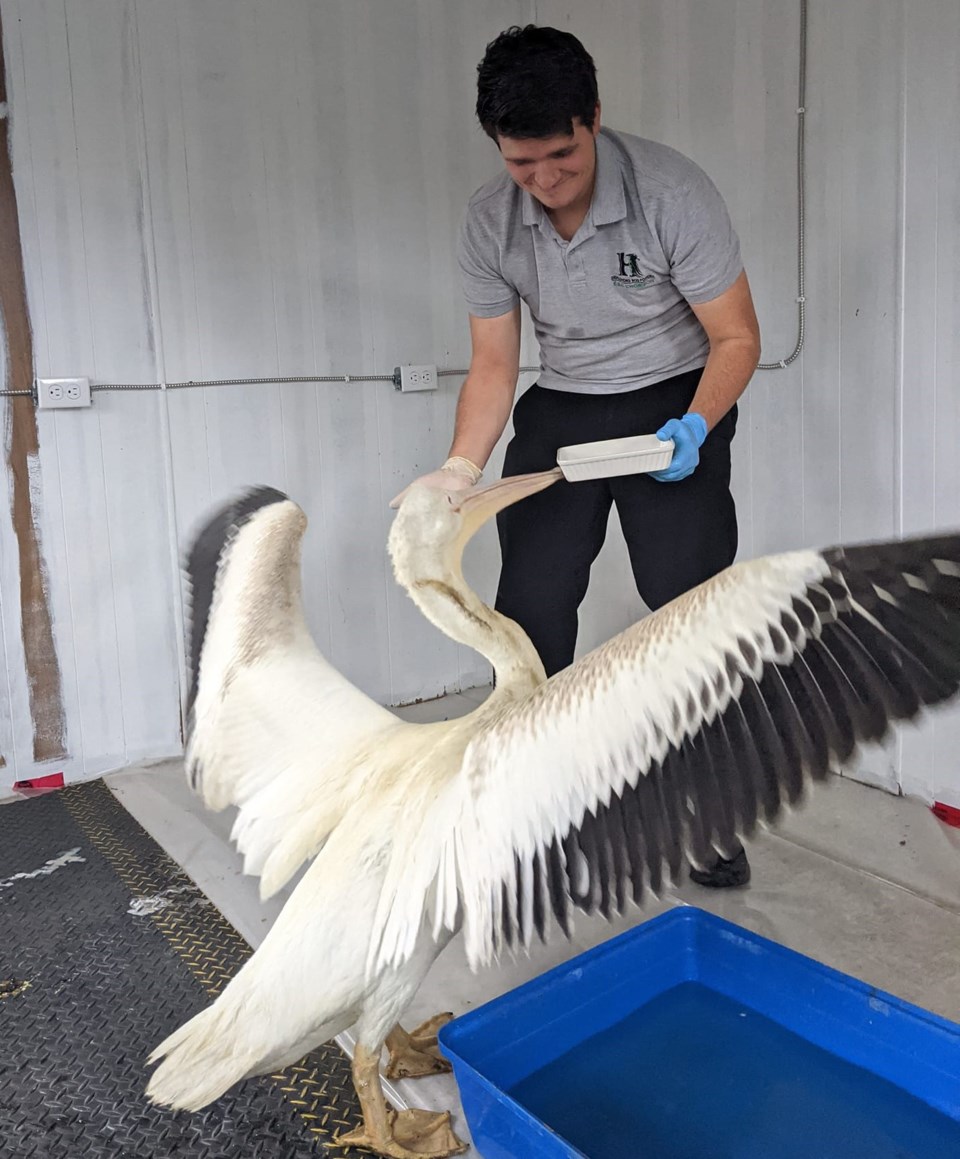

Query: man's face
[[497, 114, 600, 214]]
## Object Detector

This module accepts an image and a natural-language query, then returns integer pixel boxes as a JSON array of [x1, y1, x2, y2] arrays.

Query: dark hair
[[475, 25, 598, 142]]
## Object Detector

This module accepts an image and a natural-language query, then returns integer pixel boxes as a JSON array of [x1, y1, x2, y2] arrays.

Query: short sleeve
[[457, 210, 520, 318], [661, 166, 743, 304]]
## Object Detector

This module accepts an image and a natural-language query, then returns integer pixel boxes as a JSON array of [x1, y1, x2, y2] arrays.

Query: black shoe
[[689, 846, 751, 888]]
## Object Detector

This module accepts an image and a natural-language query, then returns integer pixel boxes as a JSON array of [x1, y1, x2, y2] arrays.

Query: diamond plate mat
[[0, 779, 367, 1158]]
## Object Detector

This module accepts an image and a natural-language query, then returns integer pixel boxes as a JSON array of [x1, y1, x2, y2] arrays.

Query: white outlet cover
[[37, 376, 92, 409], [397, 363, 438, 392]]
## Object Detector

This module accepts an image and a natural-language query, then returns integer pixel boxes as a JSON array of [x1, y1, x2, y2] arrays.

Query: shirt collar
[[591, 130, 628, 225], [521, 186, 542, 227]]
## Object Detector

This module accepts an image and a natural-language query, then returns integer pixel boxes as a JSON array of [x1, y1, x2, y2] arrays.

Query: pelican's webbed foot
[[384, 1013, 454, 1080], [335, 1041, 467, 1159]]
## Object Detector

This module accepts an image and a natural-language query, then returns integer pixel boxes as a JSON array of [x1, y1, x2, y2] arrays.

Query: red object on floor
[[931, 801, 960, 828], [11, 772, 65, 792]]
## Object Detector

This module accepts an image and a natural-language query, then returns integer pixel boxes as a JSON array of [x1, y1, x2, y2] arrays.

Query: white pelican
[[146, 473, 960, 1158]]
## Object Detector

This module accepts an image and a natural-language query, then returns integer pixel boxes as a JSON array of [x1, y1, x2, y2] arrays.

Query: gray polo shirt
[[457, 127, 743, 393]]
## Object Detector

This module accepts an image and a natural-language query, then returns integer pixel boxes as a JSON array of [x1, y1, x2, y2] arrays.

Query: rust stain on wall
[[0, 11, 67, 763]]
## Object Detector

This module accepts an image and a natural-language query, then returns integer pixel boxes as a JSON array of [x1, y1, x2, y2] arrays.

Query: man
[[395, 25, 760, 887]]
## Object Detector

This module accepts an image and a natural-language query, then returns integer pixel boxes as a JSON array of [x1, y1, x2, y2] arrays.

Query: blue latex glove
[[650, 412, 708, 482]]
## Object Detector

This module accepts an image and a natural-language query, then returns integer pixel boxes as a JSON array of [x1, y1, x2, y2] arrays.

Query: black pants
[[495, 369, 739, 677]]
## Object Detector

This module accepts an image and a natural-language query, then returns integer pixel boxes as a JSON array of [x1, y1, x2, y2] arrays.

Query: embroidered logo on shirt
[[611, 251, 654, 288]]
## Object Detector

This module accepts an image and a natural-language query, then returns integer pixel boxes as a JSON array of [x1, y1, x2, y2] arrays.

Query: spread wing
[[372, 532, 960, 970], [184, 488, 400, 898]]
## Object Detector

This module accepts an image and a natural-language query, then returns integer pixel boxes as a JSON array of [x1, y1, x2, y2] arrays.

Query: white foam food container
[[556, 432, 675, 481]]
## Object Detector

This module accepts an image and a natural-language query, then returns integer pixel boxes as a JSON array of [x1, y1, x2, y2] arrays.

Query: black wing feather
[[499, 532, 960, 951]]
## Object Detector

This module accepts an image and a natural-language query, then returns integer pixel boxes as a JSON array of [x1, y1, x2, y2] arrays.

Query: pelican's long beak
[[452, 467, 563, 526]]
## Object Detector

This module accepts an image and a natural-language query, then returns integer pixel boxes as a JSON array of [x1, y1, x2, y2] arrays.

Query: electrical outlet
[[36, 376, 92, 409], [393, 364, 438, 393]]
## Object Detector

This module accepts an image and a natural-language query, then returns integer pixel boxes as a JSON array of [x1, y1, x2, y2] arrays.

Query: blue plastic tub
[[438, 906, 960, 1159]]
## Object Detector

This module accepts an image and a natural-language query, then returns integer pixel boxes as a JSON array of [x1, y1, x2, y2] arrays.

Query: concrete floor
[[95, 686, 960, 1156]]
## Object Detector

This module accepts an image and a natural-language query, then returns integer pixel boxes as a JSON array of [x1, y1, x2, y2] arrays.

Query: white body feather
[[148, 731, 460, 1109]]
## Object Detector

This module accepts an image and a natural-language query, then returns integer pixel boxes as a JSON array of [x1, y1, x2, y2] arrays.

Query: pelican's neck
[[408, 563, 545, 685]]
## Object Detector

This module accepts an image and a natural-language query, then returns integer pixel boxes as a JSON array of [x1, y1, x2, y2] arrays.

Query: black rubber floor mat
[[0, 779, 366, 1158]]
